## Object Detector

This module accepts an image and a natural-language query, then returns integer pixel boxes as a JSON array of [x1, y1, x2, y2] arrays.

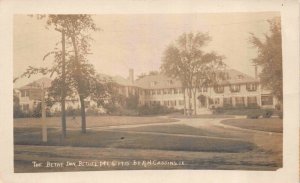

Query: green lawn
[[167, 114, 234, 119], [121, 124, 232, 138], [14, 116, 177, 128], [14, 127, 255, 153], [221, 118, 283, 133]]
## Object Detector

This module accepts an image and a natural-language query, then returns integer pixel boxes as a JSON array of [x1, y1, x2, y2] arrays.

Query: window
[[163, 101, 168, 106], [157, 89, 161, 95], [230, 84, 240, 93], [174, 88, 178, 94], [237, 75, 244, 79], [150, 81, 157, 87], [261, 95, 273, 105], [214, 86, 224, 93], [223, 98, 232, 107], [214, 98, 220, 105], [246, 83, 257, 91], [151, 90, 156, 95], [163, 89, 168, 95], [170, 100, 175, 107], [178, 88, 183, 94], [247, 96, 257, 106], [198, 87, 207, 92], [21, 90, 29, 97], [145, 90, 150, 96], [22, 104, 29, 111], [235, 97, 245, 107], [139, 90, 144, 95], [179, 100, 184, 106], [167, 89, 172, 94], [167, 80, 173, 85]]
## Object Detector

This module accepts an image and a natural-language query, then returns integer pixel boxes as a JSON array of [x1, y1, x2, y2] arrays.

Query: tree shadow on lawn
[[14, 127, 255, 153]]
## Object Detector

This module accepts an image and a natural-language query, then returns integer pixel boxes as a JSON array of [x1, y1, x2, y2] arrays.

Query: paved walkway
[[85, 115, 282, 154], [87, 115, 280, 136]]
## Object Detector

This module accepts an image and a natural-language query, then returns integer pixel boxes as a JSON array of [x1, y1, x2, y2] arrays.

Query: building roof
[[135, 73, 182, 89], [134, 69, 258, 89], [112, 75, 135, 86], [17, 68, 258, 91], [18, 77, 52, 90], [220, 69, 259, 85], [96, 74, 135, 86]]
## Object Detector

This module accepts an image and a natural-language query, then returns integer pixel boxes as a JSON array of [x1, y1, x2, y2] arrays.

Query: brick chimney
[[129, 69, 134, 84]]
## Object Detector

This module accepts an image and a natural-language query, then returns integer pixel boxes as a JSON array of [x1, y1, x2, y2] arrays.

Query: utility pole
[[61, 30, 67, 138], [55, 28, 67, 139], [41, 84, 47, 142]]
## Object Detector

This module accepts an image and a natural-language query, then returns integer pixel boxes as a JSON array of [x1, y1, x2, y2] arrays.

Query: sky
[[13, 12, 280, 88]]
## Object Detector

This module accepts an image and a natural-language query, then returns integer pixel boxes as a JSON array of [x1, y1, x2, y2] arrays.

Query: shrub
[[213, 106, 262, 116], [137, 104, 179, 116], [278, 111, 283, 119], [86, 106, 101, 116], [247, 111, 261, 119], [262, 109, 273, 118]]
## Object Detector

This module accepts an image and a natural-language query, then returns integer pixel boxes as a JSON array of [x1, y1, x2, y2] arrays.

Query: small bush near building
[[278, 111, 283, 119], [213, 106, 275, 119], [262, 109, 273, 118], [246, 111, 261, 119], [138, 103, 181, 116]]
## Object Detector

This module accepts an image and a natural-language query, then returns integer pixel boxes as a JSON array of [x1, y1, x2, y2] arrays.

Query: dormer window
[[230, 84, 240, 93], [246, 83, 257, 91]]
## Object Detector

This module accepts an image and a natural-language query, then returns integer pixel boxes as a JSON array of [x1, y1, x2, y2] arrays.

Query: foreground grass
[[14, 116, 177, 129], [167, 114, 234, 119], [14, 144, 281, 172], [14, 127, 255, 153], [221, 118, 283, 133], [122, 124, 232, 138]]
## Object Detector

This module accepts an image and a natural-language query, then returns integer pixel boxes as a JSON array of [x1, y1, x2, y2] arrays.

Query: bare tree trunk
[[79, 95, 86, 133], [192, 88, 197, 115], [70, 32, 87, 134], [61, 31, 67, 138], [188, 88, 192, 116], [183, 88, 186, 116]]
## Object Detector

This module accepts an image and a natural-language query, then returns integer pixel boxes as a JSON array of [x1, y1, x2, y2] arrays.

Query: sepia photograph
[[12, 12, 284, 173]]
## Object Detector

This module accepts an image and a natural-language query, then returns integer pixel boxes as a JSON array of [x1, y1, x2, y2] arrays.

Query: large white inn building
[[14, 68, 278, 115], [136, 69, 277, 114]]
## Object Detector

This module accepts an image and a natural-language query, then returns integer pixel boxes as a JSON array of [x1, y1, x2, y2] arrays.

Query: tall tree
[[249, 18, 282, 103], [161, 32, 225, 115], [17, 15, 99, 135], [44, 15, 98, 133], [191, 52, 225, 115]]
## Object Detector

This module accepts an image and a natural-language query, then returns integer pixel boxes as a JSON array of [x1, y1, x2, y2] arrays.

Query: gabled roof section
[[135, 68, 258, 89], [220, 69, 259, 85], [135, 73, 182, 89], [112, 75, 135, 86], [19, 77, 52, 90], [96, 73, 135, 86]]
